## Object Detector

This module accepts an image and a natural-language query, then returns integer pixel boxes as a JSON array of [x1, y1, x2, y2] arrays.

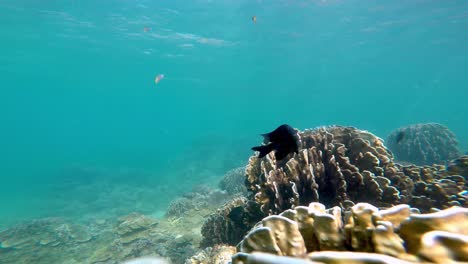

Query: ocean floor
[[0, 179, 235, 264]]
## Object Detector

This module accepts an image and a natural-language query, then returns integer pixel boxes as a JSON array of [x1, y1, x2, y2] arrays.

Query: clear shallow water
[[0, 0, 467, 228]]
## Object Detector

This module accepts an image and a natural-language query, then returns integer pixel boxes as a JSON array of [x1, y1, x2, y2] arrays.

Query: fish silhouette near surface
[[251, 124, 301, 161]]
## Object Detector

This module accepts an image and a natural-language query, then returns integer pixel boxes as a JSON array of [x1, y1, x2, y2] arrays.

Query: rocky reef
[[386, 123, 461, 166]]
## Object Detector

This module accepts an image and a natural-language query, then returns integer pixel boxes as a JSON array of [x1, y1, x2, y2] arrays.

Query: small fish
[[252, 16, 257, 24], [395, 131, 405, 144], [154, 74, 164, 85], [251, 124, 300, 161], [143, 27, 151, 32], [228, 206, 244, 223]]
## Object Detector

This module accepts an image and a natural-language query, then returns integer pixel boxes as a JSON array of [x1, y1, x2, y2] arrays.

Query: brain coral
[[386, 123, 461, 166]]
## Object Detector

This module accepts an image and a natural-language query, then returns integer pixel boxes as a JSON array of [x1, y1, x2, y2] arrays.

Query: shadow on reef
[[0, 125, 467, 264]]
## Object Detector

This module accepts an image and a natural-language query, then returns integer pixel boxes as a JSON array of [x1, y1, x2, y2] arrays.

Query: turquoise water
[[1, 0, 467, 227]]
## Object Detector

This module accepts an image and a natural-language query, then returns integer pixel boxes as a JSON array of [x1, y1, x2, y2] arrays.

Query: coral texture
[[232, 251, 417, 264], [219, 167, 248, 196], [200, 197, 264, 248], [0, 186, 230, 264], [396, 162, 467, 212], [185, 245, 236, 264], [246, 126, 409, 214], [447, 155, 468, 177], [234, 202, 468, 264], [386, 123, 461, 165], [245, 126, 466, 215], [166, 187, 230, 218], [0, 217, 92, 250]]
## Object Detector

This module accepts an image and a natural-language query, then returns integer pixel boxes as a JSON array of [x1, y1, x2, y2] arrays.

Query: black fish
[[228, 206, 244, 223], [251, 124, 300, 161], [395, 131, 405, 144]]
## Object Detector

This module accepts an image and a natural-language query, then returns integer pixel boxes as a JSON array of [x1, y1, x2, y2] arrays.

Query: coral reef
[[232, 202, 468, 264], [123, 257, 170, 264], [88, 187, 233, 264], [0, 212, 198, 264], [0, 218, 92, 250], [0, 217, 97, 263], [1, 125, 467, 264], [166, 186, 230, 218], [185, 245, 236, 264], [386, 123, 461, 165], [167, 197, 197, 218], [200, 126, 467, 250], [200, 197, 264, 248], [88, 213, 164, 263], [233, 251, 416, 264], [245, 126, 405, 214], [447, 155, 468, 177], [244, 126, 466, 216], [219, 167, 248, 196], [396, 162, 467, 212], [114, 213, 159, 245], [31, 166, 177, 230], [0, 186, 231, 264]]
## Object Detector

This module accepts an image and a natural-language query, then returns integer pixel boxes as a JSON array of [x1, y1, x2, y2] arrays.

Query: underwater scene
[[1, 0, 467, 263]]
